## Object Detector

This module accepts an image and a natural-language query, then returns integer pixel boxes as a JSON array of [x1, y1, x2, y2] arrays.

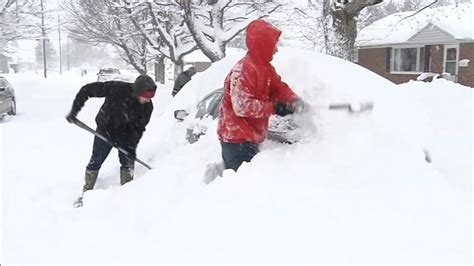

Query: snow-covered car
[[0, 76, 16, 117], [174, 87, 302, 144], [96, 68, 121, 82]]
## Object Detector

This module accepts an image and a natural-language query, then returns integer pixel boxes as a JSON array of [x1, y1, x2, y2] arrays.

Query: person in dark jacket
[[172, 66, 196, 97], [216, 19, 304, 172], [66, 74, 156, 192]]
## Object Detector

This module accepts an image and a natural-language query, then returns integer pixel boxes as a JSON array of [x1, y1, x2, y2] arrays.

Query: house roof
[[357, 2, 473, 47]]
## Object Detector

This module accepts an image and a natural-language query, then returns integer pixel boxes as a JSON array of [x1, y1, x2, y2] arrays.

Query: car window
[[208, 92, 224, 119], [0, 77, 7, 87], [195, 89, 223, 119]]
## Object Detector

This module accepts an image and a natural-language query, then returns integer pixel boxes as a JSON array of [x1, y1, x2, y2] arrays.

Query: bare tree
[[35, 38, 56, 68], [64, 0, 150, 74], [1, 0, 59, 76], [273, 0, 325, 51], [1, 0, 43, 43], [117, 0, 282, 76], [322, 0, 383, 61], [116, 1, 197, 78], [177, 0, 282, 62]]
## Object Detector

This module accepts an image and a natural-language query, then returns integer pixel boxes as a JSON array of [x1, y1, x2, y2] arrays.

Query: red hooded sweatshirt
[[217, 20, 298, 143]]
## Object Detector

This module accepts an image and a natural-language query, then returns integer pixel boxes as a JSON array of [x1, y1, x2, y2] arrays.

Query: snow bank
[[2, 49, 471, 263]]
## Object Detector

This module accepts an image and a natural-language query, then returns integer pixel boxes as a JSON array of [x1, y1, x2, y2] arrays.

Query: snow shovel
[[328, 101, 374, 114], [71, 118, 152, 170], [303, 101, 374, 115]]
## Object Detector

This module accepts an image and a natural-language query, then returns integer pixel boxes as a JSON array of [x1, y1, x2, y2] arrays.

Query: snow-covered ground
[[1, 49, 472, 264]]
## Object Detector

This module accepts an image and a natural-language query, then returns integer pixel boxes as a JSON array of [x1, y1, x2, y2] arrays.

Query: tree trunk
[[40, 0, 47, 78], [174, 61, 183, 80], [154, 55, 165, 84], [323, 0, 383, 61], [331, 9, 357, 61]]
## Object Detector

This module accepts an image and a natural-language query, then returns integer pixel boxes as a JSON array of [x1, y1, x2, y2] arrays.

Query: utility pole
[[67, 36, 70, 71], [58, 14, 62, 74], [40, 0, 47, 78]]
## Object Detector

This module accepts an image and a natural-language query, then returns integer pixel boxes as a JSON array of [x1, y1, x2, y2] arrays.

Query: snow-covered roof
[[357, 3, 473, 47]]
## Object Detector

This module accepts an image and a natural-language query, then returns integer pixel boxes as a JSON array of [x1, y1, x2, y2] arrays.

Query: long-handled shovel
[[72, 118, 152, 170], [70, 118, 152, 208]]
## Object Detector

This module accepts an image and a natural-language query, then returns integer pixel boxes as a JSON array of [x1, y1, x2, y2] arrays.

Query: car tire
[[7, 98, 16, 116]]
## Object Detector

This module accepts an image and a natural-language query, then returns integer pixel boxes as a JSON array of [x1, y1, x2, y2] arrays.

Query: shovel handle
[[71, 118, 152, 170]]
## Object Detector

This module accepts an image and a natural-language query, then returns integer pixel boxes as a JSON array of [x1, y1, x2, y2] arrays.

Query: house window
[[392, 47, 425, 73], [444, 46, 458, 75]]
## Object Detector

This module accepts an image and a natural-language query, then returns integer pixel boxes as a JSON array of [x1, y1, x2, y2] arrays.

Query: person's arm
[[229, 65, 274, 118], [269, 66, 298, 103], [269, 66, 305, 116], [139, 102, 153, 131], [172, 73, 188, 97], [127, 103, 153, 151], [171, 79, 180, 97], [69, 82, 111, 116]]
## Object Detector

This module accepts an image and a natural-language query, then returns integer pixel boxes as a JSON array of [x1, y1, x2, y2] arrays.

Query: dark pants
[[86, 136, 135, 171], [221, 141, 259, 171]]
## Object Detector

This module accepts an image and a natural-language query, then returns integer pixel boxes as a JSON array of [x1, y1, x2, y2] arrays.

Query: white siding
[[408, 24, 458, 45]]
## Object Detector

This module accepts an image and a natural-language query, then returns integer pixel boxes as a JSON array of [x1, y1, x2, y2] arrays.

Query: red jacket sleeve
[[229, 64, 274, 118], [269, 66, 298, 103]]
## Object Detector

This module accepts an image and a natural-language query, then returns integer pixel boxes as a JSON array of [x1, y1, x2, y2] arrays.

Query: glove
[[65, 110, 78, 123], [274, 98, 306, 116], [274, 102, 294, 116]]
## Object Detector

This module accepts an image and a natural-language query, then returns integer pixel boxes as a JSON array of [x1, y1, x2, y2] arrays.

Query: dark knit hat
[[132, 74, 157, 97]]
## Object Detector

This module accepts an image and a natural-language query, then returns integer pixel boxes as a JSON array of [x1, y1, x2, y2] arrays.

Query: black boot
[[83, 169, 99, 192], [120, 168, 134, 185]]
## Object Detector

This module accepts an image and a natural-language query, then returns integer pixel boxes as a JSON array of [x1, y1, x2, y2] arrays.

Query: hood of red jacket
[[246, 20, 281, 64]]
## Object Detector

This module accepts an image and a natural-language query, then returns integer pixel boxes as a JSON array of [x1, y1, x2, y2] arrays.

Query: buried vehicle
[[0, 76, 16, 117], [174, 87, 373, 145]]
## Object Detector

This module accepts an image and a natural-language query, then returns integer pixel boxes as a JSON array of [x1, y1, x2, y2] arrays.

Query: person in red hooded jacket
[[217, 19, 304, 172]]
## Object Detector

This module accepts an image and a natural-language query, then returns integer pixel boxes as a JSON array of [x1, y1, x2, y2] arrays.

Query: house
[[183, 50, 212, 72], [356, 3, 473, 87], [181, 47, 246, 72]]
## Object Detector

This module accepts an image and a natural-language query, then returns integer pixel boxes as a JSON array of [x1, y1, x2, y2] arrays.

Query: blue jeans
[[221, 142, 259, 171], [86, 136, 135, 171]]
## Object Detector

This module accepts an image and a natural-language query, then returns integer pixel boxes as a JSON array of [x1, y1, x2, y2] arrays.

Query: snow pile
[[2, 49, 471, 263], [394, 78, 472, 191]]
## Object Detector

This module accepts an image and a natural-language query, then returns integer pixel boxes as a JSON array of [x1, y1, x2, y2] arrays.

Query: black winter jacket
[[172, 70, 194, 97], [71, 81, 153, 147]]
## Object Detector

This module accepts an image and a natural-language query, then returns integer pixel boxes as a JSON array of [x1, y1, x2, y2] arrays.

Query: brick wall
[[458, 42, 474, 87], [359, 44, 474, 87], [357, 48, 386, 77], [358, 48, 418, 84]]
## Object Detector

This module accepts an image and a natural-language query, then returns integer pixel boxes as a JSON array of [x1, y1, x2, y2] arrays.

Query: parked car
[[97, 68, 121, 82], [174, 88, 305, 145], [0, 76, 16, 117]]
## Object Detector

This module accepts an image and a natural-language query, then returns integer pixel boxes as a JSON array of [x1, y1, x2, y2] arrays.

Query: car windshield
[[99, 69, 120, 75], [0, 77, 9, 87]]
